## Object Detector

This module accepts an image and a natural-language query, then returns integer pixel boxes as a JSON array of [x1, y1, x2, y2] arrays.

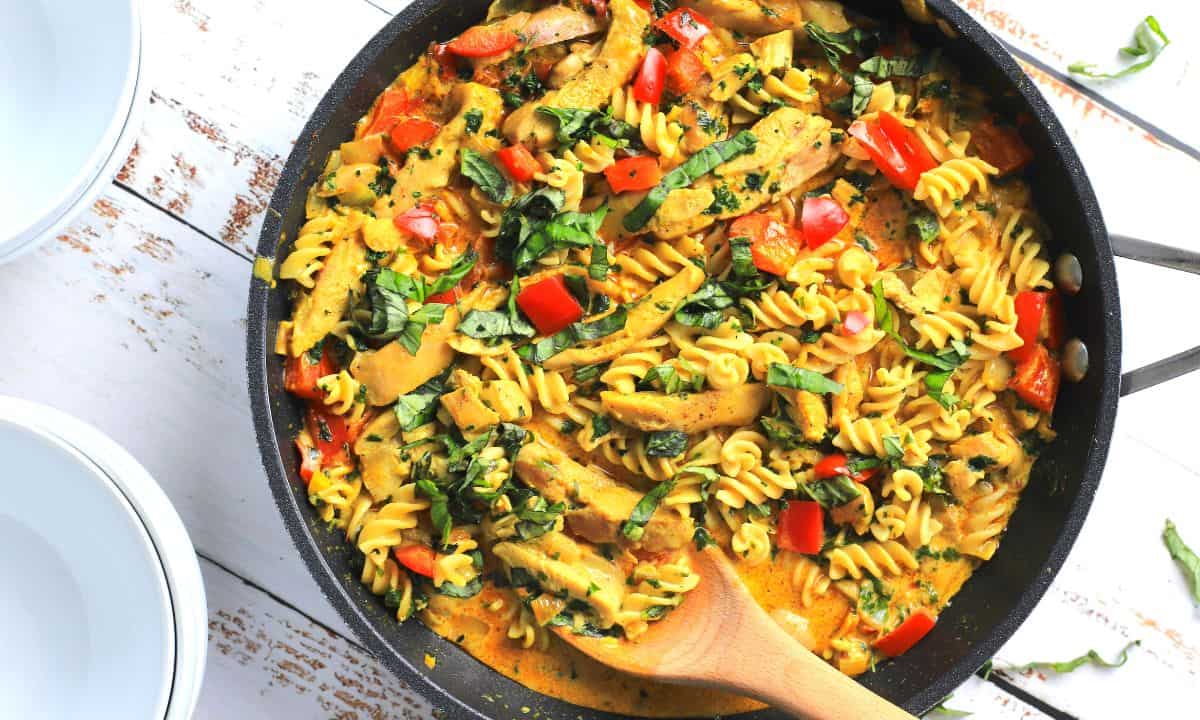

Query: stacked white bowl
[[0, 397, 206, 719], [0, 0, 146, 261]]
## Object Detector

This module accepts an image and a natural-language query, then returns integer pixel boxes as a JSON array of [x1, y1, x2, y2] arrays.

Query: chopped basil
[[457, 308, 536, 341], [588, 240, 609, 280], [623, 131, 758, 232], [460, 149, 511, 204], [513, 492, 566, 540], [909, 210, 940, 243], [572, 361, 609, 384], [496, 422, 529, 458], [591, 414, 612, 440], [858, 51, 940, 79], [799, 475, 861, 508], [496, 187, 565, 267], [638, 364, 703, 394], [674, 281, 734, 329], [645, 430, 688, 458], [435, 576, 484, 599], [925, 369, 960, 410], [356, 268, 412, 341], [426, 248, 478, 297], [872, 280, 968, 371], [415, 472, 452, 546], [1069, 16, 1169, 80], [704, 183, 741, 215], [858, 577, 891, 625], [1005, 641, 1140, 674], [760, 416, 811, 450], [397, 302, 447, 355], [720, 236, 771, 298], [621, 477, 677, 542], [1163, 519, 1200, 604], [926, 694, 971, 717], [519, 306, 628, 364], [512, 205, 609, 273], [536, 107, 639, 147], [693, 526, 716, 550], [394, 371, 450, 430], [463, 108, 483, 134], [805, 23, 878, 117], [766, 363, 844, 394]]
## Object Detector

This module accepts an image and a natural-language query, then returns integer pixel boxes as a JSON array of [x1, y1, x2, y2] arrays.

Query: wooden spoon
[[554, 545, 917, 720]]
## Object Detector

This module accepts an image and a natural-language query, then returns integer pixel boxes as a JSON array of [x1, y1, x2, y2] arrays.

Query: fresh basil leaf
[[520, 306, 628, 364], [415, 472, 452, 546], [397, 303, 447, 355], [624, 131, 758, 232], [760, 416, 811, 450], [805, 23, 878, 117], [926, 694, 972, 717], [496, 422, 529, 458], [909, 210, 940, 244], [394, 370, 451, 430], [882, 434, 904, 459], [693, 526, 716, 550], [799, 475, 861, 508], [591, 414, 612, 440], [1164, 519, 1200, 604], [1005, 641, 1140, 674], [621, 477, 677, 542], [1069, 16, 1169, 80], [766, 363, 844, 394], [925, 369, 960, 409], [447, 430, 493, 473], [511, 492, 565, 540], [638, 364, 702, 394], [426, 248, 478, 297], [458, 309, 536, 340], [460, 149, 512, 204], [356, 269, 412, 340], [675, 280, 734, 329], [463, 108, 484, 134], [645, 430, 687, 458], [572, 361, 609, 384], [537, 107, 601, 145], [589, 240, 609, 280], [872, 279, 966, 372], [913, 456, 950, 496], [859, 51, 939, 79], [720, 236, 772, 298], [495, 187, 565, 266], [436, 575, 484, 598], [512, 205, 608, 272]]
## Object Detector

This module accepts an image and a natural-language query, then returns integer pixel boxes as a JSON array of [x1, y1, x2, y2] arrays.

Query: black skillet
[[246, 0, 1200, 715]]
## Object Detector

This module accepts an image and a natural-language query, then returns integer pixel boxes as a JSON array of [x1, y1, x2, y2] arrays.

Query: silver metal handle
[[1111, 234, 1200, 396]]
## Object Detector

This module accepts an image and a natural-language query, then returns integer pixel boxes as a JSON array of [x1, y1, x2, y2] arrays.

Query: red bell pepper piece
[[305, 407, 357, 468], [497, 144, 542, 183], [665, 47, 706, 93], [801, 196, 849, 249], [445, 24, 519, 57], [426, 288, 461, 304], [654, 8, 713, 48], [971, 117, 1033, 175], [393, 545, 436, 578], [633, 47, 667, 105], [604, 156, 662, 192], [847, 111, 937, 190], [1008, 291, 1047, 363], [587, 0, 608, 18], [1045, 290, 1065, 351], [284, 345, 336, 401], [841, 310, 869, 337], [875, 608, 937, 657], [730, 213, 803, 276], [777, 501, 824, 554], [516, 275, 584, 336], [363, 88, 418, 137], [814, 453, 850, 480], [385, 118, 439, 155], [1009, 343, 1061, 414], [393, 205, 440, 242], [295, 436, 320, 485]]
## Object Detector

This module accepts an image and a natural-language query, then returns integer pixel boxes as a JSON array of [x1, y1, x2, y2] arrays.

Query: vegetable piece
[[605, 156, 663, 193], [386, 118, 439, 154], [777, 501, 824, 554], [393, 205, 439, 242], [1006, 641, 1139, 674], [1069, 16, 1169, 80], [1046, 290, 1065, 350], [801, 196, 849, 249], [295, 436, 320, 484], [665, 47, 706, 93], [674, 280, 734, 329], [645, 430, 688, 458], [306, 406, 355, 467], [1008, 291, 1047, 363], [766, 363, 845, 395], [393, 544, 436, 578], [1009, 343, 1060, 414], [847, 111, 936, 190], [621, 476, 677, 542], [394, 371, 451, 430], [729, 213, 803, 276], [460, 149, 512, 204], [284, 345, 336, 400], [875, 608, 937, 657], [445, 24, 519, 57], [520, 306, 628, 364], [800, 475, 862, 508], [841, 310, 869, 336], [632, 47, 666, 105], [364, 88, 417, 137], [516, 275, 585, 336], [813, 453, 850, 480], [425, 289, 460, 304], [497, 144, 542, 183], [397, 303, 449, 355], [623, 131, 758, 232], [654, 8, 713, 48], [970, 118, 1033, 175], [1163, 519, 1200, 604]]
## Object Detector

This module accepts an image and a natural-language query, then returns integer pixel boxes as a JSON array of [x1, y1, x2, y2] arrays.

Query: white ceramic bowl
[[0, 0, 143, 258], [0, 398, 206, 719]]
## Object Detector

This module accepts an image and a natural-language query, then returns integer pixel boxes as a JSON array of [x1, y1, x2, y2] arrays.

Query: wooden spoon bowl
[[554, 546, 917, 720]]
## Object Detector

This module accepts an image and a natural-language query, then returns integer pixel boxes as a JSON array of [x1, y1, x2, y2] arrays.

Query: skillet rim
[[246, 0, 1121, 715]]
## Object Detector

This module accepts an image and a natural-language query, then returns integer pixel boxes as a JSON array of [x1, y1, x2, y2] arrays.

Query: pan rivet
[[1055, 254, 1083, 294], [1062, 338, 1088, 382]]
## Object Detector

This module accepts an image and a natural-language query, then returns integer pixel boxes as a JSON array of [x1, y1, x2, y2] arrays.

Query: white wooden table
[[6, 0, 1198, 717]]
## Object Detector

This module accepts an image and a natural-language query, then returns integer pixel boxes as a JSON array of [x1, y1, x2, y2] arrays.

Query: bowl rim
[[246, 0, 1120, 716]]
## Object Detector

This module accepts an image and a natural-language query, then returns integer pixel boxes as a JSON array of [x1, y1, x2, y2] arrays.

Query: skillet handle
[[1110, 235, 1200, 396]]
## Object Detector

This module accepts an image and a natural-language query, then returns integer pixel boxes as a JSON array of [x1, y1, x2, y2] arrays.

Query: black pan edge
[[246, 0, 1121, 716]]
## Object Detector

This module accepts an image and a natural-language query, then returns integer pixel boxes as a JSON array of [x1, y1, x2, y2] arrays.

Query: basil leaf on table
[[1069, 16, 1169, 80], [1004, 641, 1140, 674], [1163, 519, 1200, 604]]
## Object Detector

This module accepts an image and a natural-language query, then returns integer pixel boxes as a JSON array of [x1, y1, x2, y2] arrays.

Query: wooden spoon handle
[[716, 625, 917, 720]]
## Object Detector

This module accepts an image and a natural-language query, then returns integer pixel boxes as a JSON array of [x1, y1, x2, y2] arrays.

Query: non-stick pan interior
[[247, 0, 1121, 716]]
